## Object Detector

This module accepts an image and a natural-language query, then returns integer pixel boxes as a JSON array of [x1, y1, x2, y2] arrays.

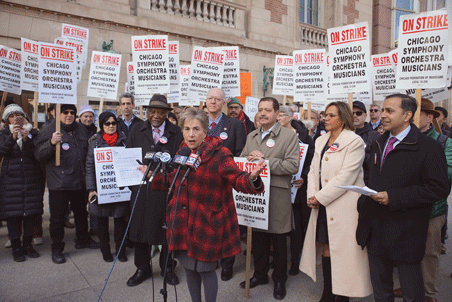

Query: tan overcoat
[[299, 129, 372, 297], [241, 122, 300, 234]]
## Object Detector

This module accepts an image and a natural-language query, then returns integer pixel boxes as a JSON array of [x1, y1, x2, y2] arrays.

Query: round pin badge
[[266, 139, 275, 148], [320, 130, 327, 135], [28, 134, 32, 139], [220, 132, 228, 140], [159, 136, 168, 144], [329, 142, 339, 152], [62, 143, 70, 151]]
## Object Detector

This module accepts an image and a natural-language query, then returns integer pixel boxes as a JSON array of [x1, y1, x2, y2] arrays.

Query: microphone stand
[[160, 162, 170, 302]]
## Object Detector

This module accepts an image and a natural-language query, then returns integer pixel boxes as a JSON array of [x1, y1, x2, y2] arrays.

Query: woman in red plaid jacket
[[146, 107, 265, 302]]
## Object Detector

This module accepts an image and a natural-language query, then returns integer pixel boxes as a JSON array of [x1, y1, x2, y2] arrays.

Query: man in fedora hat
[[391, 98, 452, 302], [126, 94, 183, 287]]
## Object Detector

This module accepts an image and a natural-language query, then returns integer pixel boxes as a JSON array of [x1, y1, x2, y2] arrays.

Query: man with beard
[[227, 97, 255, 135]]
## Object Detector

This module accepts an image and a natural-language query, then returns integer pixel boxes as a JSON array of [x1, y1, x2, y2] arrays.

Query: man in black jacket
[[35, 104, 99, 264], [227, 97, 255, 135], [117, 92, 142, 139], [356, 94, 450, 302], [205, 88, 247, 281], [126, 94, 183, 287]]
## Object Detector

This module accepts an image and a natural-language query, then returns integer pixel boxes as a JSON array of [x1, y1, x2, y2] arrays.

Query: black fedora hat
[[147, 94, 173, 110]]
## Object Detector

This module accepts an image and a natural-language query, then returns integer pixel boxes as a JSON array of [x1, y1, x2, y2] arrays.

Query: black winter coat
[[117, 115, 143, 139], [85, 132, 129, 218], [209, 114, 246, 156], [126, 120, 183, 244], [34, 120, 89, 191], [356, 125, 450, 263], [0, 127, 44, 220]]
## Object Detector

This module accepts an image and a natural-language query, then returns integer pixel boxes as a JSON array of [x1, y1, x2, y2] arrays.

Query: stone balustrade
[[299, 23, 328, 49]]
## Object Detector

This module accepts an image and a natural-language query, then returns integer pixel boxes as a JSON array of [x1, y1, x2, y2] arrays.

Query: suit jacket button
[[325, 157, 329, 161], [325, 179, 328, 183], [330, 217, 334, 221]]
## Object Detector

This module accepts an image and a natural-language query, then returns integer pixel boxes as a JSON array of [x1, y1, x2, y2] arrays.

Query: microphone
[[180, 150, 202, 185], [139, 145, 162, 185], [167, 147, 192, 197], [148, 150, 171, 183]]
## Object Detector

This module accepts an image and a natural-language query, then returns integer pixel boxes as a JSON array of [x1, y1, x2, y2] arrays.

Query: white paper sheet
[[336, 185, 377, 196]]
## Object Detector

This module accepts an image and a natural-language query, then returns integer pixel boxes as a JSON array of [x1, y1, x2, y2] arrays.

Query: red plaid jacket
[[153, 136, 264, 262]]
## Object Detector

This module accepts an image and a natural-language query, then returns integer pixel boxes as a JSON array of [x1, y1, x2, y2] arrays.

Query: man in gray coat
[[240, 97, 300, 300]]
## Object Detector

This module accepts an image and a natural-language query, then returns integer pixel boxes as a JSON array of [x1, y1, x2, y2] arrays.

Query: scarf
[[238, 111, 247, 133], [102, 132, 118, 147], [9, 123, 33, 150]]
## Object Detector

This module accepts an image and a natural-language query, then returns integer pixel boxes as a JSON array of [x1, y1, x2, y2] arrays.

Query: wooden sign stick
[[97, 98, 104, 131], [283, 95, 287, 105], [244, 226, 252, 299], [33, 92, 38, 128], [139, 105, 143, 120], [307, 101, 312, 120], [199, 101, 204, 109], [55, 104, 61, 166], [348, 92, 353, 110], [0, 91, 8, 119], [414, 89, 421, 127]]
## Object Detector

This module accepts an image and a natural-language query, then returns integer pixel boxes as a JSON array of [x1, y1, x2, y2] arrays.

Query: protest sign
[[272, 55, 294, 96], [291, 143, 309, 203], [0, 45, 21, 95], [179, 65, 196, 106], [407, 87, 450, 103], [211, 46, 241, 98], [448, 4, 452, 65], [38, 42, 77, 104], [61, 23, 89, 67], [233, 158, 270, 230], [87, 51, 122, 100], [237, 72, 251, 105], [132, 35, 169, 95], [372, 53, 404, 101], [396, 10, 449, 89], [111, 147, 143, 187], [127, 62, 135, 94], [168, 41, 180, 103], [20, 38, 39, 92], [94, 147, 132, 204], [55, 37, 85, 85], [328, 22, 371, 94], [188, 46, 225, 103], [244, 96, 260, 122], [293, 49, 326, 102]]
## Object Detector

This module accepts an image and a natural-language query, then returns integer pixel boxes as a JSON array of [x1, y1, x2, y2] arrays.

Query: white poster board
[[112, 147, 144, 187], [293, 49, 326, 102], [244, 96, 260, 122], [233, 158, 270, 230], [407, 87, 450, 103], [132, 35, 170, 95], [126, 61, 135, 95], [291, 143, 309, 203], [87, 51, 122, 100], [94, 147, 132, 204], [179, 65, 195, 106], [20, 38, 39, 92], [38, 43, 77, 104], [272, 55, 294, 96], [327, 22, 371, 94], [372, 53, 404, 101], [61, 23, 89, 67], [168, 41, 180, 103], [0, 45, 21, 95], [188, 46, 225, 103], [211, 46, 241, 98], [54, 37, 85, 85], [396, 10, 449, 89]]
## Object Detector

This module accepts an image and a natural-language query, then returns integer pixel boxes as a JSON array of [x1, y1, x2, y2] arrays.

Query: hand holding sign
[[250, 159, 267, 181]]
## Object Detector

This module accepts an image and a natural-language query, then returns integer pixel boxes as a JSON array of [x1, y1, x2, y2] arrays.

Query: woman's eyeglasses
[[104, 122, 117, 126]]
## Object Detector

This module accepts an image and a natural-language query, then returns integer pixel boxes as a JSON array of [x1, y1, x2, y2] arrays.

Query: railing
[[149, 0, 237, 28], [299, 23, 328, 49]]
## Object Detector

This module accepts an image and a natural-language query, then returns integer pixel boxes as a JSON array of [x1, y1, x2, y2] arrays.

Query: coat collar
[[316, 129, 357, 153], [138, 119, 177, 144], [251, 122, 282, 139], [376, 124, 420, 153]]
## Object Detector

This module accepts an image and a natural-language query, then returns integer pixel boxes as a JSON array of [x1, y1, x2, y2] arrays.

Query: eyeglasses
[[104, 122, 117, 126], [353, 111, 364, 116], [228, 105, 241, 110], [369, 109, 379, 113], [62, 110, 75, 115]]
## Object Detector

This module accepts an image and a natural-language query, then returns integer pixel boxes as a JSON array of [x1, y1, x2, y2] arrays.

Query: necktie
[[210, 122, 216, 130], [153, 128, 160, 144], [382, 137, 397, 165]]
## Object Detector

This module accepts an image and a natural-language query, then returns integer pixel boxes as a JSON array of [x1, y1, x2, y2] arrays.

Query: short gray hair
[[279, 106, 294, 118], [178, 107, 209, 131], [304, 109, 319, 119], [119, 92, 135, 104]]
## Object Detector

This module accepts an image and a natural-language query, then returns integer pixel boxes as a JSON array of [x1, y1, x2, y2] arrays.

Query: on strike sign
[[87, 51, 122, 100], [188, 46, 225, 102], [21, 38, 39, 92], [396, 10, 449, 89], [372, 53, 403, 101], [0, 45, 21, 95], [132, 35, 170, 95], [38, 43, 77, 104], [211, 46, 241, 98], [61, 23, 89, 67], [94, 147, 131, 204], [233, 158, 270, 230], [179, 65, 196, 106], [328, 22, 371, 94], [168, 41, 180, 103], [293, 49, 326, 102], [272, 55, 294, 96]]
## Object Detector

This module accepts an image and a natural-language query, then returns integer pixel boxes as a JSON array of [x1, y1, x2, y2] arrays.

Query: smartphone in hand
[[15, 116, 24, 128]]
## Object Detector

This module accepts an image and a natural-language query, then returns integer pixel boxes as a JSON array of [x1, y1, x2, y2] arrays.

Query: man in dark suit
[[356, 94, 450, 302], [126, 94, 183, 287], [205, 88, 247, 281]]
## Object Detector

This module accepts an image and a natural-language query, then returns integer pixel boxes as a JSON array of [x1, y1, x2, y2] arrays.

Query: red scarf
[[238, 111, 247, 133], [102, 132, 118, 147]]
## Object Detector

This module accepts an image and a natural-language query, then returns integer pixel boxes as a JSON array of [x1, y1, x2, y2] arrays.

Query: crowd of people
[[0, 90, 451, 302]]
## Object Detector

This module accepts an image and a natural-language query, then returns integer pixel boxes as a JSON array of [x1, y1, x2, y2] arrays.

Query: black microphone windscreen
[[178, 147, 192, 156]]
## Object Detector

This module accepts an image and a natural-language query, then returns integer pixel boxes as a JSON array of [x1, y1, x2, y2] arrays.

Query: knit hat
[[61, 104, 77, 114], [79, 104, 94, 117], [98, 111, 117, 132], [2, 104, 26, 121], [227, 97, 242, 107]]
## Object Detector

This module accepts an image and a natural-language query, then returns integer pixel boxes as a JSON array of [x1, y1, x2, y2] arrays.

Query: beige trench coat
[[241, 122, 300, 234], [299, 129, 372, 297]]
